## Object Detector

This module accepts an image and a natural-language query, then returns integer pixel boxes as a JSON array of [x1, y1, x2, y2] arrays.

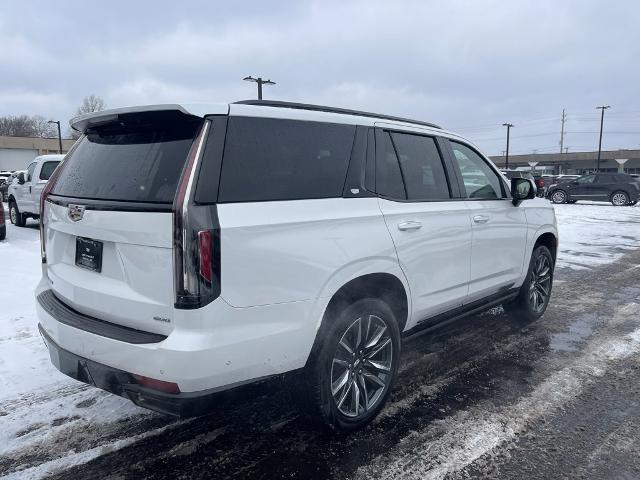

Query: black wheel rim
[[529, 254, 552, 313], [330, 315, 393, 418]]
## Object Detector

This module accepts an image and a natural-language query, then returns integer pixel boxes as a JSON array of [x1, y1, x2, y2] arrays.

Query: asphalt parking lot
[[1, 202, 640, 479]]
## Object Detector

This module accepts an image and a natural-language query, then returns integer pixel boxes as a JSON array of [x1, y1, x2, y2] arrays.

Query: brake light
[[198, 230, 213, 283], [173, 120, 221, 309]]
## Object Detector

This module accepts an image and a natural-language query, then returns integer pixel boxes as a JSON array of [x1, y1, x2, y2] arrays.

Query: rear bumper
[[35, 277, 317, 397], [38, 325, 217, 417]]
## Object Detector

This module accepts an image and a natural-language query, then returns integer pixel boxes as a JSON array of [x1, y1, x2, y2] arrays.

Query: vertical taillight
[[173, 120, 221, 309], [198, 230, 214, 283]]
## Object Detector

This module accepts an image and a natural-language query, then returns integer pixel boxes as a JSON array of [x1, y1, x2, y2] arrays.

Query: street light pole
[[502, 123, 514, 169], [47, 120, 63, 154], [595, 105, 610, 172], [243, 76, 276, 100]]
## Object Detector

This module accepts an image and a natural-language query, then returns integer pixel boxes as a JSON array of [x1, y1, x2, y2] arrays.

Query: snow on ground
[[0, 213, 150, 478], [0, 199, 638, 478], [553, 201, 640, 271]]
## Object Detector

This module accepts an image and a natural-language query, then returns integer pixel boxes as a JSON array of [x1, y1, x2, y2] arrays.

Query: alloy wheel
[[551, 191, 566, 204], [10, 206, 17, 224], [612, 193, 627, 206], [330, 315, 393, 418], [529, 254, 552, 313]]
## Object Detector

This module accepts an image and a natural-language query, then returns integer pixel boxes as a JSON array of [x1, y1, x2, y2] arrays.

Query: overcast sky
[[2, 0, 639, 155]]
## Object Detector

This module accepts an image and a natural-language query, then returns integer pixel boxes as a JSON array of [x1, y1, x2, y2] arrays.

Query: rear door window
[[389, 132, 450, 200], [52, 116, 200, 203], [376, 131, 406, 199], [218, 117, 355, 203], [39, 161, 60, 181]]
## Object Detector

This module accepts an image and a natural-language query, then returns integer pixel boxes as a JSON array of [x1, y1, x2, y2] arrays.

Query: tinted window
[[614, 174, 631, 183], [390, 132, 449, 200], [39, 161, 60, 181], [576, 175, 595, 184], [376, 132, 406, 199], [53, 119, 199, 202], [218, 117, 355, 202], [450, 142, 503, 199]]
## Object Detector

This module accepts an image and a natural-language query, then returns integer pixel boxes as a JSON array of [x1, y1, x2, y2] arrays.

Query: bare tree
[[76, 94, 106, 116], [32, 116, 58, 137], [70, 95, 107, 138], [0, 115, 57, 138]]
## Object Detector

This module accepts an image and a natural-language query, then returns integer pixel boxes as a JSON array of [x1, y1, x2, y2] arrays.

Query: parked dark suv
[[547, 173, 640, 206]]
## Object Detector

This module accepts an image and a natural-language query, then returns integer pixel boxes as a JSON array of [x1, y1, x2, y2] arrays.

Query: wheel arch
[[306, 272, 409, 366], [533, 231, 558, 265], [325, 273, 408, 331]]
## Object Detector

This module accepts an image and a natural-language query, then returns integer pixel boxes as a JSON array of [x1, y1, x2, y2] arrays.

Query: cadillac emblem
[[68, 204, 86, 222]]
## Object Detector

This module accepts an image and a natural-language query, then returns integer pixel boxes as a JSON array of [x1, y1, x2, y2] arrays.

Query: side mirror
[[17, 172, 25, 185], [511, 178, 536, 206]]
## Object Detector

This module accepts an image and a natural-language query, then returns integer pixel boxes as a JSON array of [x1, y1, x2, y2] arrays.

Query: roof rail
[[233, 100, 441, 129]]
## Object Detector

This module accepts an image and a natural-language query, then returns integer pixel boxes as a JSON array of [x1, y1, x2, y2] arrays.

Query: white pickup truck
[[8, 154, 63, 227]]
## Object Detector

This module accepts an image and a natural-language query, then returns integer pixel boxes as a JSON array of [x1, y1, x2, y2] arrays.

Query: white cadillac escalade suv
[[36, 101, 557, 431]]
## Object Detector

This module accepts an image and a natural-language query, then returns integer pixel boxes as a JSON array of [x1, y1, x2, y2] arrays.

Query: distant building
[[491, 149, 640, 175], [0, 136, 76, 171]]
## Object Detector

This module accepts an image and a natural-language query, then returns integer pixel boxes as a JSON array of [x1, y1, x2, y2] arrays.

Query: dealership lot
[[1, 201, 640, 479]]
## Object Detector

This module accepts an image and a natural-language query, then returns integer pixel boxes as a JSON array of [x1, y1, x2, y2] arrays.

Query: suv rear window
[[217, 117, 356, 203], [53, 116, 200, 203]]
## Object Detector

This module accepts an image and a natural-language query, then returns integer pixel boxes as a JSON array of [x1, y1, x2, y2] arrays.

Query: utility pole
[[243, 76, 276, 100], [564, 147, 569, 154], [502, 123, 514, 169], [47, 120, 63, 154], [559, 108, 566, 153], [596, 105, 610, 172]]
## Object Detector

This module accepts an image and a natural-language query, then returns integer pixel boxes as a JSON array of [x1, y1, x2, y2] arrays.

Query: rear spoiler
[[70, 103, 229, 133]]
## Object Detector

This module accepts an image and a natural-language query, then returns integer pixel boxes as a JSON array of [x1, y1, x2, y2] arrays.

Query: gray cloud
[[2, 0, 638, 154]]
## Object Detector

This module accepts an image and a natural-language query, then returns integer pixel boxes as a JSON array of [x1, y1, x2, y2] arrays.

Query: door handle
[[473, 215, 489, 224], [398, 221, 422, 231]]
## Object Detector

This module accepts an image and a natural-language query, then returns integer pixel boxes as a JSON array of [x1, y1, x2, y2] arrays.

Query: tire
[[304, 298, 400, 432], [611, 190, 629, 206], [629, 201, 638, 206], [505, 245, 554, 322], [9, 201, 26, 227], [550, 190, 567, 204], [0, 225, 5, 240]]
